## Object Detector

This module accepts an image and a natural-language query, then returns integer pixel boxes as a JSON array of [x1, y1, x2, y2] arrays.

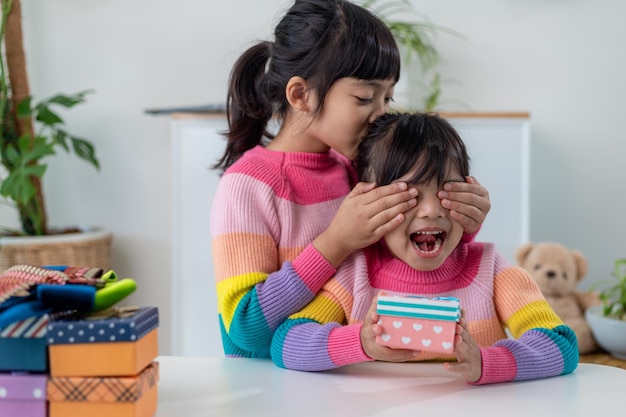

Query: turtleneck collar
[[365, 240, 481, 295]]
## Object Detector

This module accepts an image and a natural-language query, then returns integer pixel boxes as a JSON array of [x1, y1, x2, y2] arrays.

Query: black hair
[[214, 0, 400, 172], [355, 112, 470, 187]]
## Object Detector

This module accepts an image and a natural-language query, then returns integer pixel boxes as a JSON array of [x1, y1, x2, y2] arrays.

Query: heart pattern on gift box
[[376, 316, 455, 354]]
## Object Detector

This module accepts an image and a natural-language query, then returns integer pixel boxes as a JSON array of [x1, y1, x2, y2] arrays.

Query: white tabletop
[[154, 356, 626, 417]]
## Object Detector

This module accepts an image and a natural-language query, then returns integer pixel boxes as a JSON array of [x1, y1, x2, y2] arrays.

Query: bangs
[[313, 4, 400, 85], [338, 12, 400, 82], [357, 113, 470, 187]]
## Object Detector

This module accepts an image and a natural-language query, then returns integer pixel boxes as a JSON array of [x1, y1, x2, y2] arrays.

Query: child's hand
[[438, 176, 490, 235], [444, 311, 482, 383], [314, 181, 417, 268], [360, 296, 420, 363]]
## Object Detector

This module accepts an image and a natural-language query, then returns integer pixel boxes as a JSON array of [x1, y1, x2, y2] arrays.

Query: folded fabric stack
[[0, 265, 159, 417]]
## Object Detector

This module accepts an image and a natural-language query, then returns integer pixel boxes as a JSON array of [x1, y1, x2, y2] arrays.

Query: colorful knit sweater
[[210, 145, 353, 357], [271, 241, 579, 384]]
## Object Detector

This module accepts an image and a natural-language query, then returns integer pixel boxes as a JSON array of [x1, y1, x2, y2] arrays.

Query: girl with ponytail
[[210, 0, 491, 359]]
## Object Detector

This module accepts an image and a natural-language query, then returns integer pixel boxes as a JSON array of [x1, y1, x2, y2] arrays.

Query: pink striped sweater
[[210, 145, 352, 357], [270, 241, 578, 384]]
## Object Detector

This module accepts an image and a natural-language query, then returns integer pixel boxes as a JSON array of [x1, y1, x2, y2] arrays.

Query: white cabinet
[[170, 112, 530, 356], [446, 113, 531, 264], [170, 114, 226, 357]]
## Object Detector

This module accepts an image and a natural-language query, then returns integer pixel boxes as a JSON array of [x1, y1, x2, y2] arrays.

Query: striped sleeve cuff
[[327, 323, 373, 367], [470, 346, 517, 385], [292, 244, 337, 294]]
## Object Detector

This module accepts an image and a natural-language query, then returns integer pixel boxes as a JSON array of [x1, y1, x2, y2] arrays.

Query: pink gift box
[[376, 295, 461, 354], [0, 372, 47, 417]]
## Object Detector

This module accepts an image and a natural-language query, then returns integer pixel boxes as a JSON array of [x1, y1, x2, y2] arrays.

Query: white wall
[[9, 0, 625, 355]]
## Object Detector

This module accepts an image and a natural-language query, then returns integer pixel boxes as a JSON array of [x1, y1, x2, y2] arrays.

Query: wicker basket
[[0, 228, 113, 273]]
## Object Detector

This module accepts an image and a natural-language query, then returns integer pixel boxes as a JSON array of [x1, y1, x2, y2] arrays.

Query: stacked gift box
[[0, 264, 159, 417]]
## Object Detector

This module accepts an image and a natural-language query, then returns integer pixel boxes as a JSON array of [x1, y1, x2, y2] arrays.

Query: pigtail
[[214, 42, 273, 173]]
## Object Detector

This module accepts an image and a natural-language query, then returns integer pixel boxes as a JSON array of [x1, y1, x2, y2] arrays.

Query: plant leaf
[[52, 129, 70, 152], [70, 135, 100, 170], [35, 106, 64, 126], [38, 90, 94, 109], [16, 96, 34, 119], [18, 135, 56, 164]]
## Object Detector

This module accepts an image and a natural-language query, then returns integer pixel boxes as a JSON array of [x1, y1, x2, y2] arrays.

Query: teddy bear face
[[521, 245, 581, 297]]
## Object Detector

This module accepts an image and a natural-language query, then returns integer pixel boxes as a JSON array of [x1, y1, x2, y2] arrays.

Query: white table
[[154, 356, 625, 416]]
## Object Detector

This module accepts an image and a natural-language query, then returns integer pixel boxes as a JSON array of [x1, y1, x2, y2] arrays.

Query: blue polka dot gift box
[[47, 306, 159, 377], [0, 372, 47, 417]]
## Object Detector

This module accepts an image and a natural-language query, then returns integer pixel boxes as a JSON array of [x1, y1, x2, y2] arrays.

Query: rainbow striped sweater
[[271, 241, 579, 384], [210, 145, 355, 357]]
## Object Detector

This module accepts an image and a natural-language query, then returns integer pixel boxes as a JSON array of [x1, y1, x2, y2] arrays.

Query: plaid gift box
[[47, 361, 159, 417]]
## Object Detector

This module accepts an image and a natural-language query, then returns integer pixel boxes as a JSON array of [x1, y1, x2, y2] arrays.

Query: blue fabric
[[37, 284, 96, 312], [0, 300, 51, 329]]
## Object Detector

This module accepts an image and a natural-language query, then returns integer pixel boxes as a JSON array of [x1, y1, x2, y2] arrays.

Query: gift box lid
[[47, 306, 158, 345], [377, 295, 461, 321], [47, 361, 159, 403], [0, 373, 47, 401]]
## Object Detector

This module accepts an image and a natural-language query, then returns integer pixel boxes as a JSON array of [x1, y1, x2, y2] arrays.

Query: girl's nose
[[369, 99, 388, 123], [417, 194, 445, 218]]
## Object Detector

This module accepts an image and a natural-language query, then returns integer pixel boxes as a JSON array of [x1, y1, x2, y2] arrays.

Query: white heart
[[433, 326, 443, 334], [401, 336, 411, 344], [442, 342, 452, 350], [377, 319, 383, 325], [421, 339, 432, 347], [381, 334, 391, 342], [412, 323, 423, 332], [393, 321, 403, 329]]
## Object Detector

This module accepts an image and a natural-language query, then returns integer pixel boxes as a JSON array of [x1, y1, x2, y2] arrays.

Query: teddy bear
[[516, 242, 601, 354]]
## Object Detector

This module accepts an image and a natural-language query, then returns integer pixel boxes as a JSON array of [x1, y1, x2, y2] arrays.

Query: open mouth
[[410, 231, 447, 254]]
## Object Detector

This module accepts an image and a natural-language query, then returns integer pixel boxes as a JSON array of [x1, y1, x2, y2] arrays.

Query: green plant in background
[[0, 0, 99, 236], [594, 259, 626, 321], [361, 0, 455, 111]]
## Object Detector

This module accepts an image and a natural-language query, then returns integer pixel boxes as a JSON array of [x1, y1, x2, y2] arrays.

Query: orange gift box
[[47, 307, 159, 377], [47, 361, 159, 417]]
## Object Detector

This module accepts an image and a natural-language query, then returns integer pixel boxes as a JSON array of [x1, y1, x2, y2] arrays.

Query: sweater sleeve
[[211, 172, 337, 355], [271, 287, 372, 371], [473, 261, 578, 385]]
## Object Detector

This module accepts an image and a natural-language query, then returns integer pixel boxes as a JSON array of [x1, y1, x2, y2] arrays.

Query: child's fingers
[[353, 181, 418, 209], [439, 178, 491, 214], [350, 181, 378, 195], [369, 344, 420, 363]]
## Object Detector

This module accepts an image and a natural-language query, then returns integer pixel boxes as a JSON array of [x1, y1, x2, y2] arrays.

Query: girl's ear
[[285, 76, 312, 112]]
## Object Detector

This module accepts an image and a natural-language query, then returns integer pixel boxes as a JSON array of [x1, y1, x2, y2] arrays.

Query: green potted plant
[[585, 258, 626, 359], [361, 0, 455, 111], [0, 0, 110, 272]]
